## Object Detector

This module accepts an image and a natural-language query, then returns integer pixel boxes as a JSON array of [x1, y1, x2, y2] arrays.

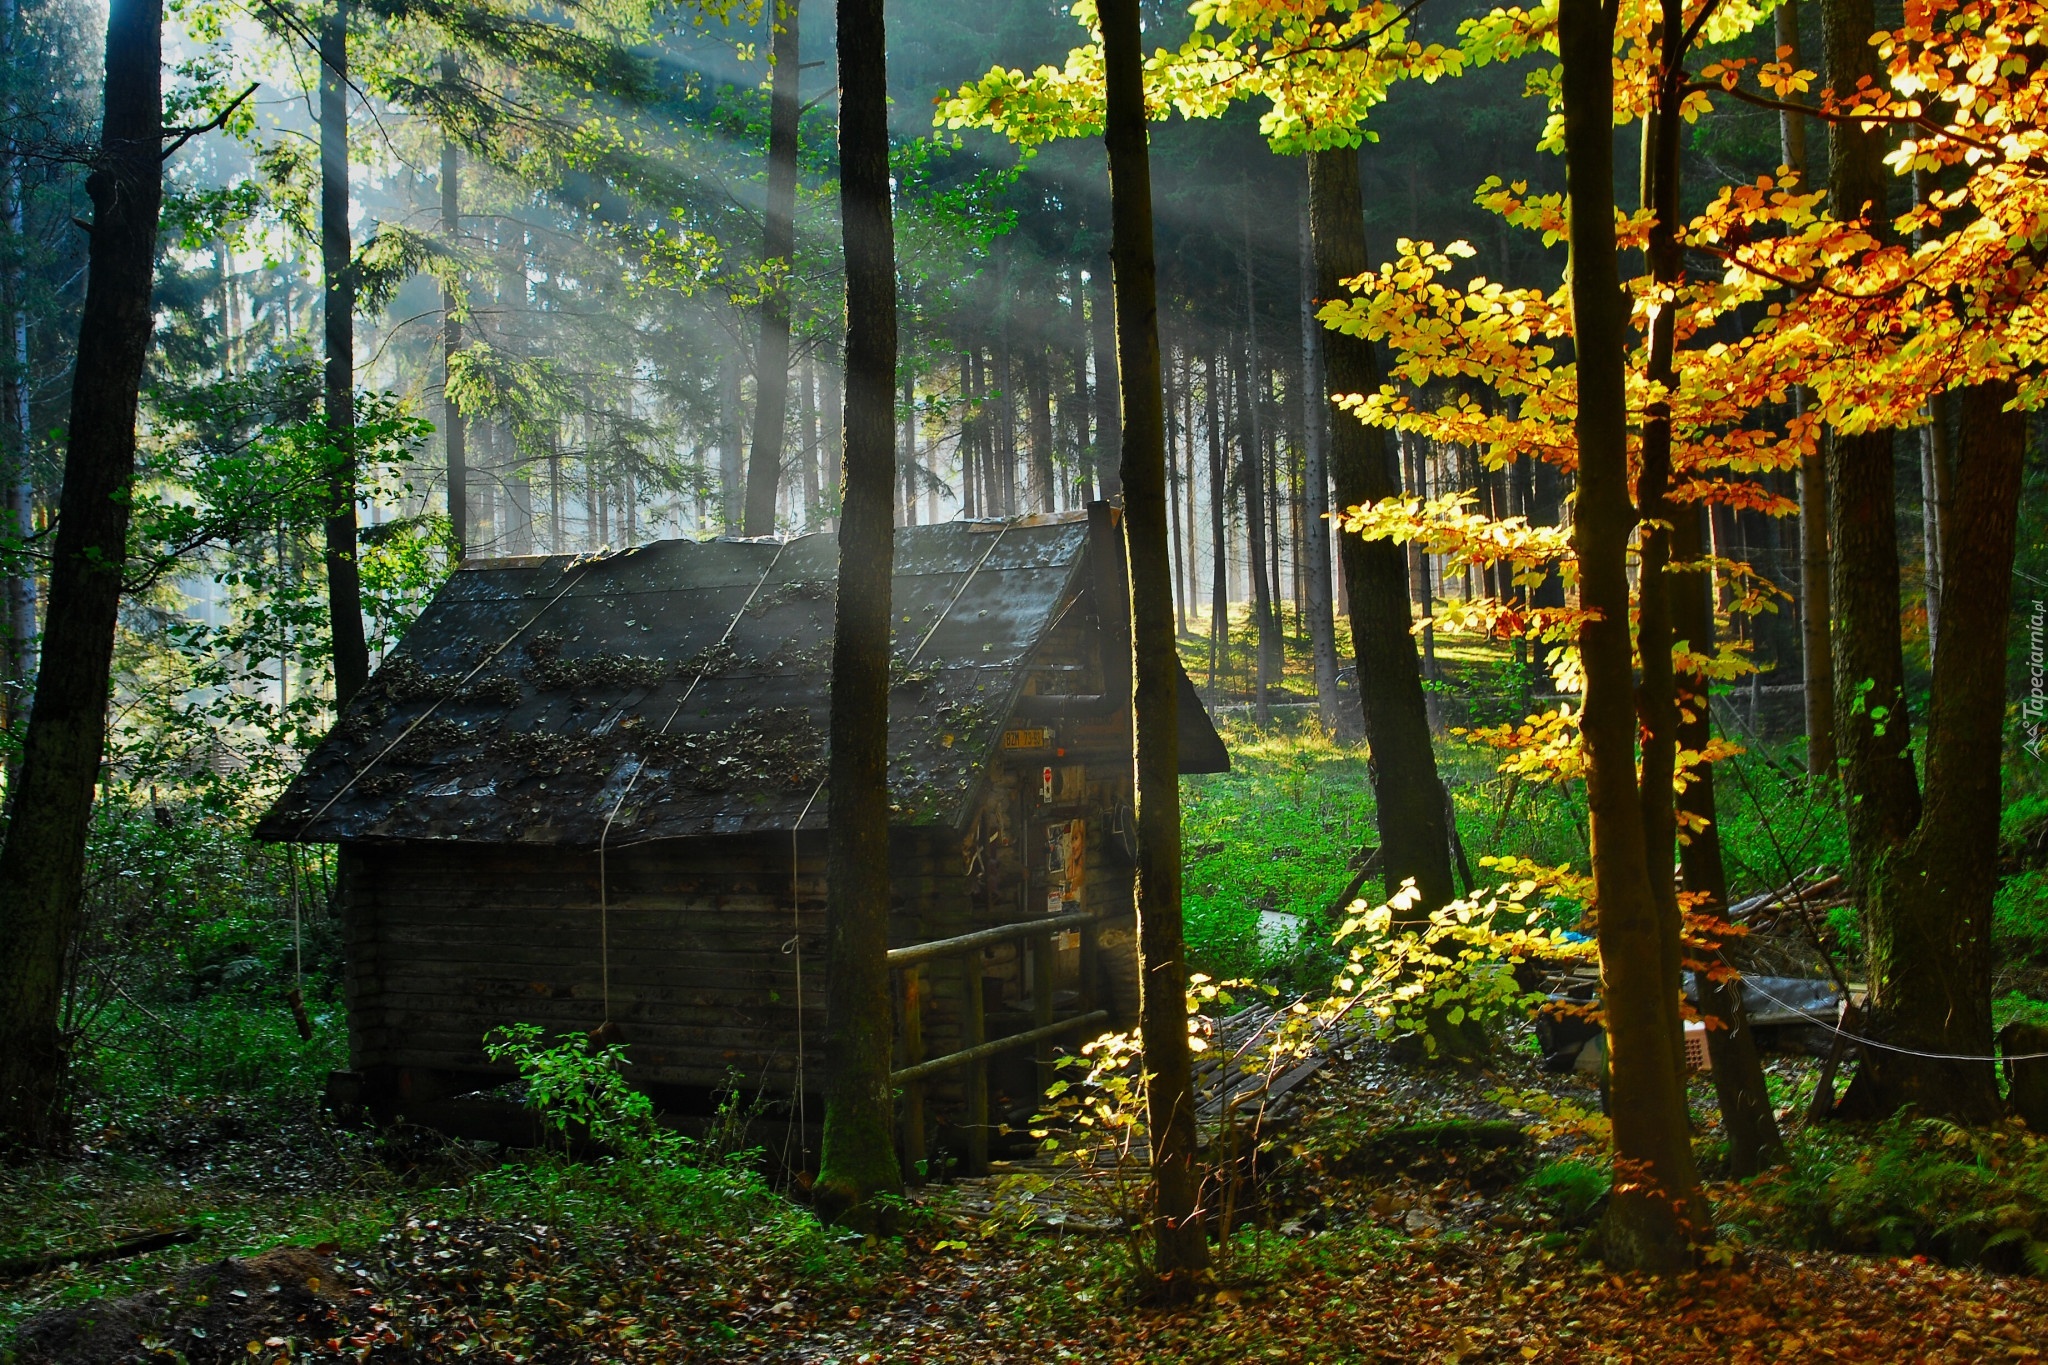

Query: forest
[[3, 0, 2048, 1358]]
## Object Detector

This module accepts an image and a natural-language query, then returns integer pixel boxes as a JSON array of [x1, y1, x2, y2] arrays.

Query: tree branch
[[161, 83, 260, 161]]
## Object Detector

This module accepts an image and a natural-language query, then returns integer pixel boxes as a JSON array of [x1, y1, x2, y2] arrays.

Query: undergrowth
[[1721, 1115, 2048, 1274]]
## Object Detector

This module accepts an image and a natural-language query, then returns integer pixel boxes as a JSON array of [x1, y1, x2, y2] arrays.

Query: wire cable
[[595, 539, 792, 1025]]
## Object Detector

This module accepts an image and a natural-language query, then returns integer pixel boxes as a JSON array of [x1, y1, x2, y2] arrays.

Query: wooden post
[[900, 965, 926, 1184], [965, 958, 987, 1174], [1033, 931, 1055, 1094], [1078, 918, 1098, 1014]]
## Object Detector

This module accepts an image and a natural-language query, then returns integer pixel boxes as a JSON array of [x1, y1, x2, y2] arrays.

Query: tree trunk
[[720, 346, 744, 532], [322, 0, 367, 706], [1206, 349, 1227, 688], [1236, 346, 1275, 721], [743, 0, 801, 537], [1635, 0, 1702, 1127], [1028, 347, 1054, 513], [815, 0, 902, 1222], [1837, 381, 2019, 1124], [1165, 345, 1186, 633], [0, 0, 161, 1148], [1, 0, 35, 720], [800, 353, 820, 525], [439, 72, 467, 561], [1101, 0, 1207, 1281], [1646, 58, 1777, 1170], [1307, 146, 1452, 917], [1676, 506, 1786, 1177], [1091, 256, 1121, 501], [1069, 266, 1091, 503], [1558, 0, 1703, 1272], [1298, 196, 1340, 733], [1820, 0, 1920, 894]]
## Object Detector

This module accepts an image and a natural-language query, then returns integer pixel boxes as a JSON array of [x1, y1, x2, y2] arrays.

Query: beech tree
[[0, 0, 163, 1147], [1099, 0, 1209, 1283], [1555, 0, 1704, 1272], [815, 0, 902, 1221]]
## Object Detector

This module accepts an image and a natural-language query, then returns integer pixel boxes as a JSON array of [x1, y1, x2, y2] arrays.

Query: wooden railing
[[890, 911, 1107, 1178]]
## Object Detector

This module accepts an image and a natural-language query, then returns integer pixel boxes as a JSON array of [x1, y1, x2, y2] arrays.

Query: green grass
[[1180, 717, 1377, 984]]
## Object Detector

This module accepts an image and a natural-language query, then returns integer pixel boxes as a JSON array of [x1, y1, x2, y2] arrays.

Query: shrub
[[1725, 1116, 2048, 1275]]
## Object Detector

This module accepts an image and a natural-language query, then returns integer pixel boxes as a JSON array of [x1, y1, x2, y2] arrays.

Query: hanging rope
[[594, 539, 792, 1026], [291, 554, 612, 841]]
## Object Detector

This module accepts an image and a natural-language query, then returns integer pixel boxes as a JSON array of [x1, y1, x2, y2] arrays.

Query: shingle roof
[[255, 518, 1190, 847]]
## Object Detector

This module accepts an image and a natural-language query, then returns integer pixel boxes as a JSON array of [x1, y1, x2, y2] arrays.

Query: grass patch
[[1179, 716, 1375, 984]]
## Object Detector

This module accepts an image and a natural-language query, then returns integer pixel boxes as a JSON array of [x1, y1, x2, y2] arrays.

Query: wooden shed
[[257, 507, 1227, 1165]]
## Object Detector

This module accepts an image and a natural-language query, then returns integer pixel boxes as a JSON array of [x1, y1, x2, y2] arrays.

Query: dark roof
[[257, 517, 1223, 848]]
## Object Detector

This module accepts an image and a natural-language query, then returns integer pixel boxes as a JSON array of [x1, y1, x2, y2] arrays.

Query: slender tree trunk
[[1773, 0, 1836, 777], [1183, 349, 1200, 627], [0, 0, 161, 1147], [1630, 7, 1782, 1175], [721, 345, 744, 531], [1837, 380, 2018, 1123], [800, 353, 820, 525], [1798, 407, 1835, 778], [1237, 346, 1274, 721], [1673, 503, 1786, 1176], [1921, 394, 1949, 655], [744, 0, 801, 536], [1637, 14, 1694, 1105], [1101, 0, 1207, 1281], [1091, 257, 1121, 501], [815, 0, 902, 1221], [1821, 0, 1919, 895], [1560, 0, 1703, 1272], [1028, 347, 1054, 513], [1299, 198, 1340, 732], [439, 73, 466, 560], [1, 0, 35, 719], [1165, 346, 1186, 633], [322, 0, 368, 706], [1308, 146, 1452, 916], [1070, 266, 1091, 503], [900, 343, 916, 526], [1206, 350, 1227, 688]]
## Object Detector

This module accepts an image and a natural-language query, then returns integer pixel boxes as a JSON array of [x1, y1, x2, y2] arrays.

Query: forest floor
[[6, 1032, 2048, 1364], [5, 669, 2047, 1362]]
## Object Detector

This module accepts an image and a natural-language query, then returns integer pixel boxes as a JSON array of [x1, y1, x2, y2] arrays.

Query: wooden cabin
[[256, 508, 1228, 1164]]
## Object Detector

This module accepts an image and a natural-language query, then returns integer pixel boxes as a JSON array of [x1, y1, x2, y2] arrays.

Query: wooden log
[[0, 1225, 202, 1280]]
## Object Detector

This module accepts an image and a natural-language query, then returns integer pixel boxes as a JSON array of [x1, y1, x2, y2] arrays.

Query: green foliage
[[1725, 1117, 2048, 1275], [475, 1025, 801, 1244], [61, 801, 340, 1112], [1524, 1157, 1608, 1222], [1332, 878, 1585, 1057], [1996, 871, 2048, 966]]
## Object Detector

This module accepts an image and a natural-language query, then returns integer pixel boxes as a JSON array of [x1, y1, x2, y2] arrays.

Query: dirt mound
[[12, 1245, 347, 1365]]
